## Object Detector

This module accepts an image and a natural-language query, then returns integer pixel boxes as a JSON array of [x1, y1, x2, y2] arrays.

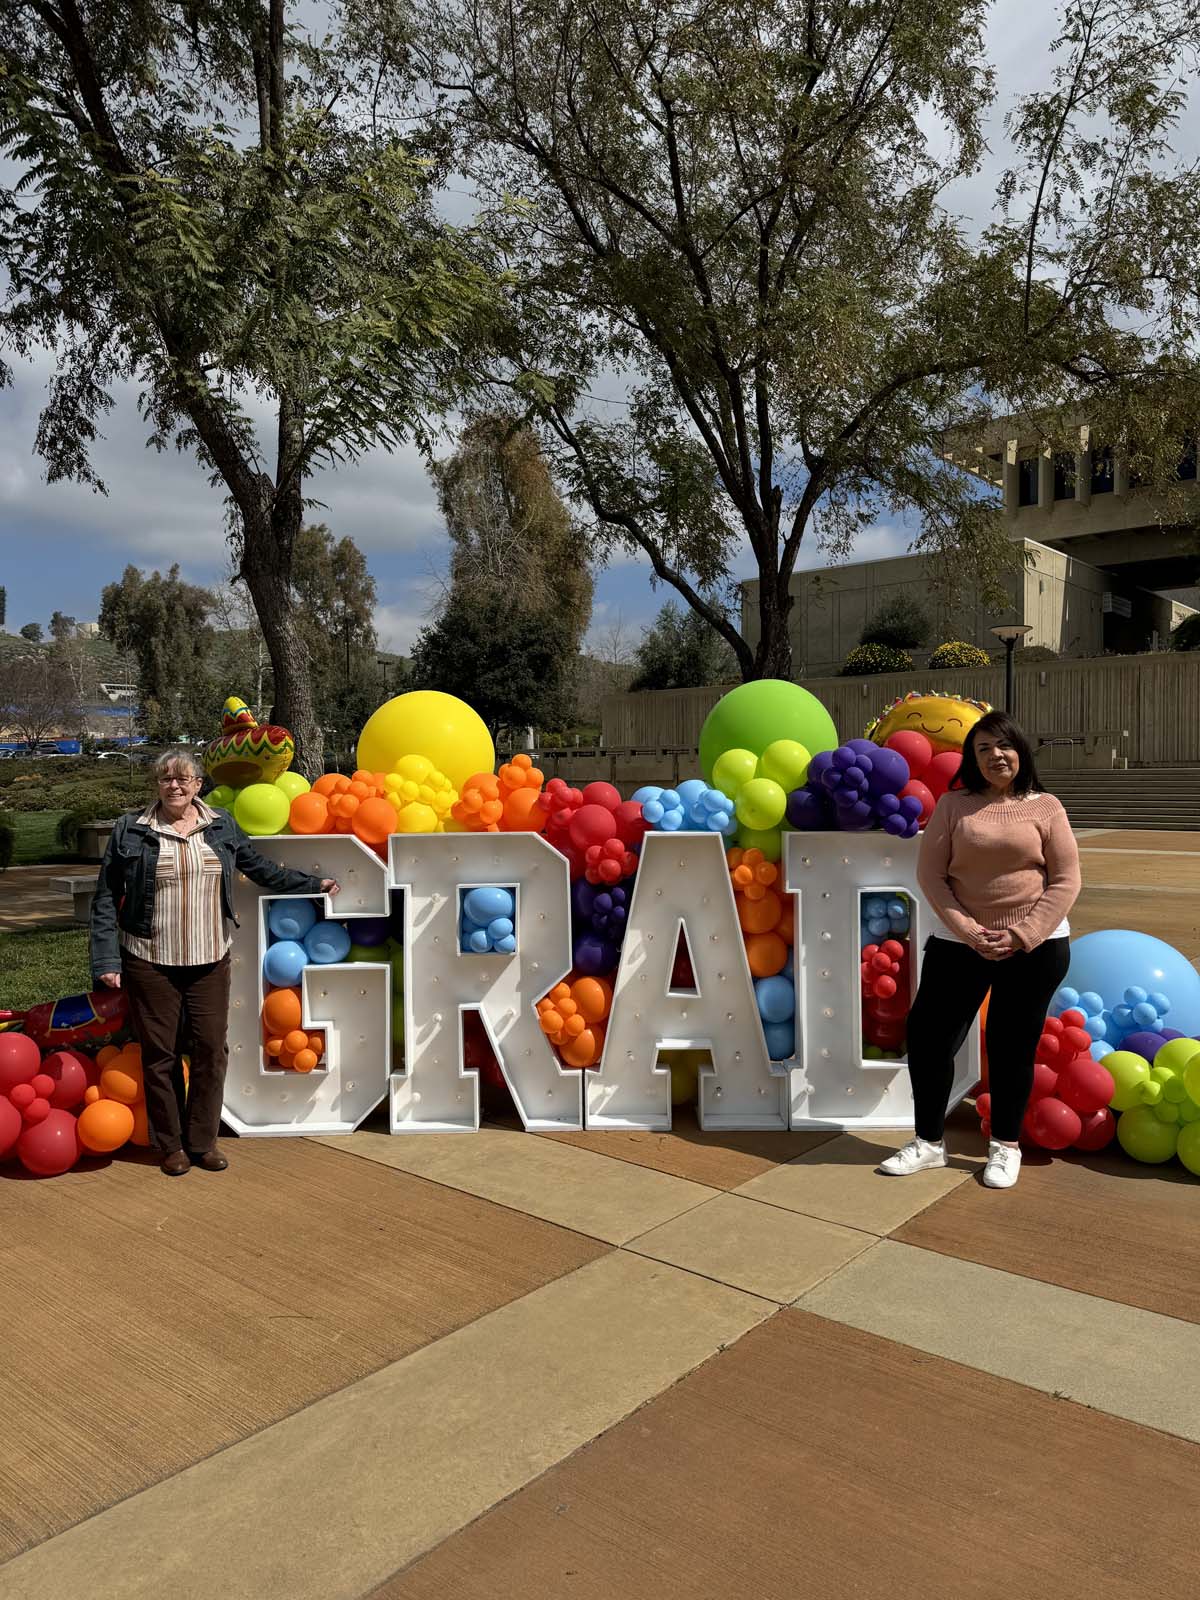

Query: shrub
[[840, 643, 914, 676], [859, 595, 931, 650], [1169, 614, 1200, 652], [0, 809, 13, 871], [56, 791, 131, 855], [928, 640, 991, 669]]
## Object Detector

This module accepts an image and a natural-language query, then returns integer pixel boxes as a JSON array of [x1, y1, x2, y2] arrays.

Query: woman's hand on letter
[[320, 877, 341, 896], [98, 972, 122, 989]]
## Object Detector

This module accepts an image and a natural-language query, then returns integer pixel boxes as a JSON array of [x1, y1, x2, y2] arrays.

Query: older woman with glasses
[[90, 747, 339, 1176]]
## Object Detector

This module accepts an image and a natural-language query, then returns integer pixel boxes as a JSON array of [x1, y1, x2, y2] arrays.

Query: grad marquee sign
[[223, 832, 979, 1137]]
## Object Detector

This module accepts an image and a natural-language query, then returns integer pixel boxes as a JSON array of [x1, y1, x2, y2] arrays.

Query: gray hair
[[153, 747, 205, 783]]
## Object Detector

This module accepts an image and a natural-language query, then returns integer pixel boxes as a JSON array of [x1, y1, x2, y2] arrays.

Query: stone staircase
[[1039, 769, 1200, 832]]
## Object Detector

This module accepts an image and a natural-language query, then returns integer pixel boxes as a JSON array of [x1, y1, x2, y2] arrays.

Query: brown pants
[[123, 951, 232, 1155]]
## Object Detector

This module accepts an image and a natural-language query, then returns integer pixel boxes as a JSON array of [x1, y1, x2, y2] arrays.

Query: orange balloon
[[265, 1036, 283, 1057], [78, 1098, 136, 1153], [560, 1025, 604, 1068], [313, 773, 342, 797], [277, 1048, 296, 1070], [101, 1062, 142, 1105], [572, 976, 612, 1024], [283, 1029, 309, 1055], [122, 1042, 142, 1065], [502, 786, 547, 832], [307, 1031, 325, 1057], [745, 932, 788, 978], [96, 1044, 121, 1068], [737, 889, 782, 936], [83, 1084, 101, 1105], [129, 1101, 151, 1147], [351, 796, 396, 847], [292, 1048, 319, 1073], [289, 791, 331, 834], [262, 986, 303, 1035]]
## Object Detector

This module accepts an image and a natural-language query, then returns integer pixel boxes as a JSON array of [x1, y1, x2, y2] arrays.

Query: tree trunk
[[750, 562, 796, 681], [240, 507, 323, 778]]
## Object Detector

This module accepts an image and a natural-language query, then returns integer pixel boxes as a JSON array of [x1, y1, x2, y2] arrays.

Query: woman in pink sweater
[[879, 711, 1080, 1189]]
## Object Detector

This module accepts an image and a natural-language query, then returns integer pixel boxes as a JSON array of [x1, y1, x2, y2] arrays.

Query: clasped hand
[[968, 926, 1018, 961]]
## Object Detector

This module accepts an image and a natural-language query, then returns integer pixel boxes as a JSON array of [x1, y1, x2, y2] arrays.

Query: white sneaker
[[878, 1137, 947, 1176], [982, 1140, 1022, 1189]]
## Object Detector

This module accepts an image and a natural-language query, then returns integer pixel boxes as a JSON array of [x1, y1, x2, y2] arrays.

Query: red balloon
[[1028, 1096, 1082, 1151], [567, 804, 617, 853], [581, 781, 622, 811], [1031, 1061, 1059, 1101], [865, 993, 910, 1021], [975, 1091, 992, 1123], [1058, 1010, 1086, 1030], [0, 1095, 21, 1159], [39, 1051, 90, 1110], [1061, 1026, 1092, 1056], [1074, 1107, 1117, 1152], [0, 1034, 41, 1096], [898, 779, 935, 826], [23, 1096, 51, 1125], [1036, 1032, 1061, 1063], [613, 799, 650, 847], [9, 1082, 36, 1111], [17, 1107, 81, 1176], [872, 975, 898, 999], [924, 751, 962, 800], [885, 731, 933, 777], [1056, 1054, 1116, 1116]]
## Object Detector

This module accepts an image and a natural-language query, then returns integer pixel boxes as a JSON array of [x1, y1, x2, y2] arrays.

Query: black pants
[[906, 936, 1070, 1142], [123, 951, 232, 1155]]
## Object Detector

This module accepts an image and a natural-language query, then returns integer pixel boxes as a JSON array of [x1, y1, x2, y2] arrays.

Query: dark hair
[[955, 711, 1041, 797]]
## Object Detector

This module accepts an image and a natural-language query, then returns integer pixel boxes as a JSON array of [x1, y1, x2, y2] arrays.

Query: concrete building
[[742, 420, 1199, 676]]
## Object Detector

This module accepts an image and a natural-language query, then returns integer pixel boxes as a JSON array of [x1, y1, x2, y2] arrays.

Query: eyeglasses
[[158, 775, 200, 788]]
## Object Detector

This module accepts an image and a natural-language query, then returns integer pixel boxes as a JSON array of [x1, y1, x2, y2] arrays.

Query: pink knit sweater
[[917, 789, 1081, 951]]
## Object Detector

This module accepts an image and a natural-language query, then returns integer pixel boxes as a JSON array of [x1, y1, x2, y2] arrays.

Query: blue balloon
[[755, 975, 795, 1024], [1148, 991, 1171, 1017], [1131, 1001, 1159, 1027], [1084, 1015, 1107, 1040], [1090, 1039, 1114, 1061], [1063, 931, 1200, 1037], [468, 928, 490, 953], [463, 886, 515, 925], [494, 933, 517, 955], [863, 897, 888, 919], [1077, 991, 1105, 1017], [1123, 986, 1148, 1006], [867, 917, 890, 938], [487, 917, 514, 942], [763, 1020, 795, 1061], [1052, 985, 1080, 1012], [886, 898, 908, 919], [304, 920, 352, 964], [263, 939, 308, 986], [676, 778, 708, 809], [268, 899, 319, 943]]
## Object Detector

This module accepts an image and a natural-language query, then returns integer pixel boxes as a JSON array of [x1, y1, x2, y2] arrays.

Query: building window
[[1053, 452, 1075, 501], [1090, 445, 1115, 495], [1017, 456, 1039, 507], [1178, 441, 1197, 481]]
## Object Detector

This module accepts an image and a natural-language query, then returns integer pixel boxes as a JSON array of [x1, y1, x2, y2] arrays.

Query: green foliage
[[1169, 614, 1200, 652], [422, 0, 1200, 682], [841, 643, 915, 677], [18, 622, 43, 643], [861, 597, 932, 650], [100, 565, 214, 741], [929, 640, 991, 669], [0, 928, 91, 1010], [630, 603, 737, 692], [0, 808, 13, 871]]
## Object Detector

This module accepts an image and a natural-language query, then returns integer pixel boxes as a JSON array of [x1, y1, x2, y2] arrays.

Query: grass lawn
[[12, 810, 73, 867], [0, 927, 92, 1011]]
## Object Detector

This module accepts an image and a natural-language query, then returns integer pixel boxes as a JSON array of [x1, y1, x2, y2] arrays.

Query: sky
[[0, 0, 1174, 656]]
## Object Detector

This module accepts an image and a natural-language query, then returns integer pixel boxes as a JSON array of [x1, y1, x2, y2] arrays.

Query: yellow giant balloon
[[357, 691, 495, 792]]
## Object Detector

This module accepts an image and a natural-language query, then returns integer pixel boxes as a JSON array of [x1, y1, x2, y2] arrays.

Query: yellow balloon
[[357, 692, 494, 792]]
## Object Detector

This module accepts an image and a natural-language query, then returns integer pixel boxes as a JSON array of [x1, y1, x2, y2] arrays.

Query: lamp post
[[989, 624, 1033, 715]]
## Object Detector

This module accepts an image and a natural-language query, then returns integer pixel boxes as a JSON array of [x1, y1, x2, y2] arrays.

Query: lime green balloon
[[1117, 1105, 1179, 1164], [346, 943, 388, 963], [274, 771, 311, 800], [1178, 1097, 1200, 1124], [1152, 1100, 1181, 1124], [1184, 1055, 1200, 1107], [1177, 1121, 1200, 1176], [206, 784, 236, 811], [712, 747, 759, 798], [1105, 1051, 1152, 1111], [734, 822, 783, 861], [735, 777, 787, 831], [699, 680, 838, 786], [758, 739, 811, 791], [233, 782, 291, 836], [391, 991, 405, 1046], [1162, 1072, 1189, 1104]]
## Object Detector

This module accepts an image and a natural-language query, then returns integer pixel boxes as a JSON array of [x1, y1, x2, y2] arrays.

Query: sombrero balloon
[[203, 696, 295, 787], [865, 691, 991, 756]]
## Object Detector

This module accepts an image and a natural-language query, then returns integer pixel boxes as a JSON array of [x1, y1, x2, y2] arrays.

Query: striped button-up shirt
[[119, 800, 231, 967]]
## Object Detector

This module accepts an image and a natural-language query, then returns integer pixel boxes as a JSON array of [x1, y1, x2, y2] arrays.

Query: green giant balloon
[[699, 680, 838, 786]]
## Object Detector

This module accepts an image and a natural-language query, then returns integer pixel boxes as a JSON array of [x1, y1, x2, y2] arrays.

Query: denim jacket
[[90, 807, 322, 977]]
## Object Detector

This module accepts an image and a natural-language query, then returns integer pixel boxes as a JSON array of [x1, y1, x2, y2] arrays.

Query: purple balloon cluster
[[786, 740, 921, 837], [570, 878, 632, 976]]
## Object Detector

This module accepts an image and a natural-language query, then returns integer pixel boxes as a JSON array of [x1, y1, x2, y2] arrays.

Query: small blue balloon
[[1077, 991, 1105, 1017], [1084, 1015, 1107, 1040], [468, 928, 490, 953], [755, 974, 795, 1024], [863, 897, 888, 918], [763, 1020, 795, 1061], [1090, 1039, 1114, 1061], [675, 778, 708, 808], [1112, 1005, 1133, 1030], [1124, 986, 1148, 1006], [304, 920, 352, 964], [268, 899, 318, 943], [494, 933, 517, 955], [886, 899, 908, 919], [463, 886, 515, 925], [487, 917, 515, 942], [263, 939, 307, 986], [1147, 991, 1171, 1017], [1131, 1001, 1158, 1027], [1053, 986, 1080, 1012], [867, 917, 890, 938]]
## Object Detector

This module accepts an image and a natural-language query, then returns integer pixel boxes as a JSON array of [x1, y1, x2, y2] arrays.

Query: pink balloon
[[924, 751, 962, 800], [898, 779, 935, 826], [1028, 1096, 1082, 1151], [0, 1095, 21, 1160], [1056, 1054, 1116, 1117], [1073, 1107, 1117, 1152], [39, 1048, 91, 1110], [0, 1034, 41, 1096], [17, 1107, 81, 1176], [885, 731, 933, 777]]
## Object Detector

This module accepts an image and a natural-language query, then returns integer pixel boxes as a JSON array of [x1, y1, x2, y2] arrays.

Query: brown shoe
[[161, 1150, 191, 1176], [191, 1147, 228, 1172]]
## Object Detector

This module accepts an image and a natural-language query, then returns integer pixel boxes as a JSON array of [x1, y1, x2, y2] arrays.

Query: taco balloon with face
[[865, 691, 991, 757]]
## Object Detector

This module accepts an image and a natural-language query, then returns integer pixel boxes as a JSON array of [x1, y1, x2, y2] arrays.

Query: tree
[[99, 565, 215, 741], [49, 610, 77, 643], [629, 603, 736, 692], [0, 587, 6, 629], [421, 0, 1200, 681], [860, 597, 932, 651], [0, 651, 73, 750], [409, 589, 577, 738], [18, 623, 42, 643], [2, 2, 494, 774]]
